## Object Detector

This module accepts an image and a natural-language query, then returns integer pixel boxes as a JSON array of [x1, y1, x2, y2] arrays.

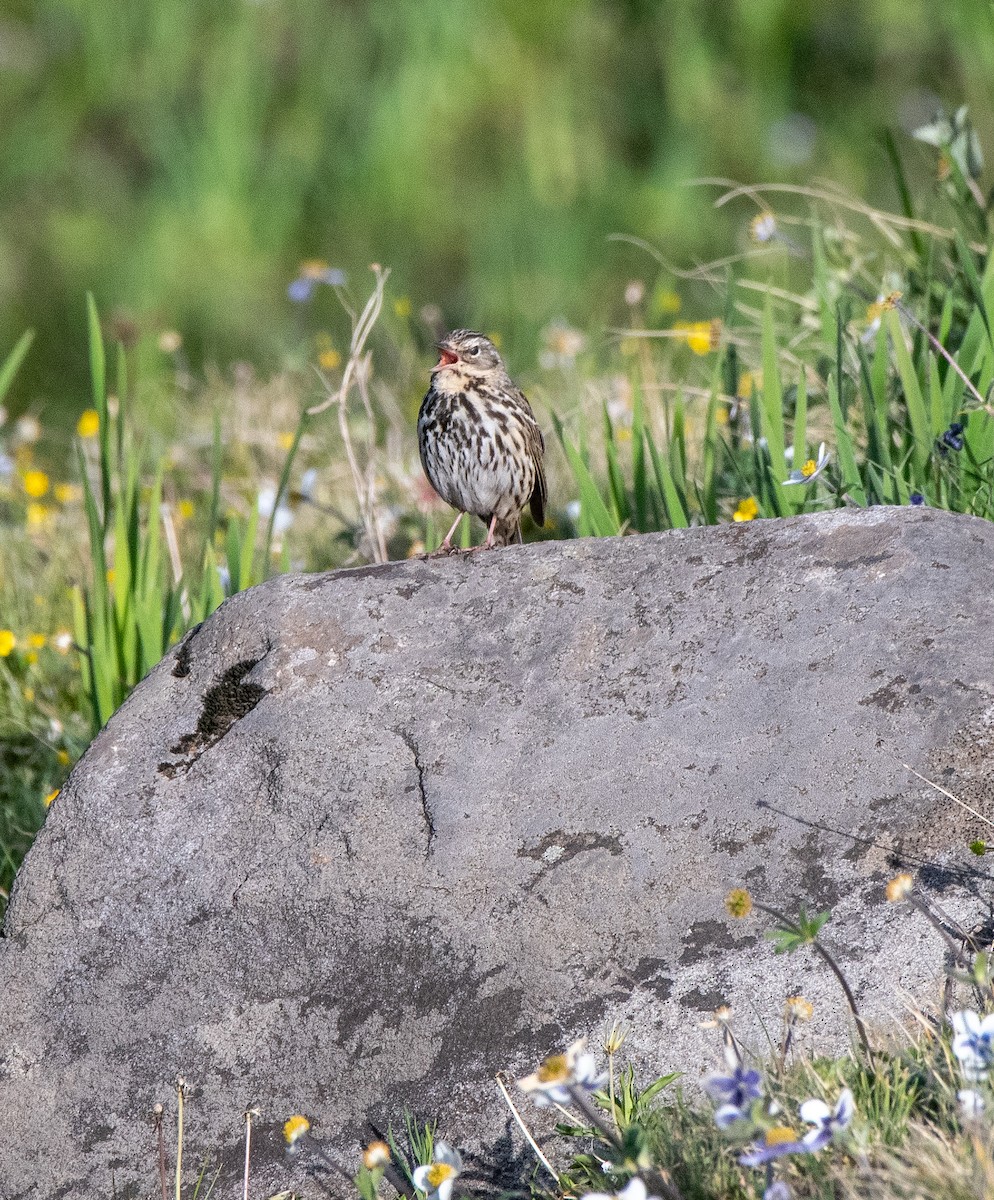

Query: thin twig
[[495, 1074, 559, 1181], [242, 1108, 257, 1200], [308, 265, 390, 563], [175, 1079, 186, 1200], [902, 762, 994, 831], [153, 1104, 168, 1200]]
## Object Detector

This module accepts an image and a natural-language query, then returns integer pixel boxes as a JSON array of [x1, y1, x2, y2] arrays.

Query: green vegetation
[[2, 2, 994, 409], [154, 875, 994, 1199], [3, 9, 994, 1191]]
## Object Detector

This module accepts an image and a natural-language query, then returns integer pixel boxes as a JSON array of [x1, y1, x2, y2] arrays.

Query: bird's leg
[[483, 513, 499, 549], [429, 511, 466, 556]]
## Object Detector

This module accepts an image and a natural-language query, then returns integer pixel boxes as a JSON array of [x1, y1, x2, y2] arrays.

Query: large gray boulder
[[1, 507, 992, 1198]]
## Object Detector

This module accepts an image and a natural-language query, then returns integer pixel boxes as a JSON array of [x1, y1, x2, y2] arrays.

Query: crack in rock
[[398, 729, 435, 859]]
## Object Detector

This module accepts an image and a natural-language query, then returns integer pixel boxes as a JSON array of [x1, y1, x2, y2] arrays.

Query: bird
[[417, 329, 547, 552]]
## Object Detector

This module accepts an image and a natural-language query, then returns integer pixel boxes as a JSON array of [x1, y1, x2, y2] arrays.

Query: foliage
[[3, 3, 994, 408]]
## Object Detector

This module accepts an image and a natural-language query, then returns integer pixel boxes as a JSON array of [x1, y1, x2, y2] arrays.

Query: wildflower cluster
[[701, 1019, 854, 1198], [951, 1010, 994, 1116]]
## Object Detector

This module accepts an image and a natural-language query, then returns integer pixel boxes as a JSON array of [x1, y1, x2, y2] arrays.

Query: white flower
[[750, 213, 778, 244], [258, 483, 293, 535], [412, 1143, 463, 1200], [539, 319, 586, 370], [298, 468, 318, 503], [952, 1010, 994, 1081], [959, 1088, 986, 1119], [799, 1088, 854, 1150], [783, 443, 830, 486], [583, 1178, 658, 1200], [517, 1038, 606, 1107]]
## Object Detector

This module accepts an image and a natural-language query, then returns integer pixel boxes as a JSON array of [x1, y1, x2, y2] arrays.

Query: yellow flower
[[318, 348, 341, 371], [737, 370, 758, 399], [800, 459, 818, 478], [886, 872, 914, 902], [178, 499, 195, 521], [765, 1125, 799, 1147], [866, 292, 903, 323], [785, 994, 814, 1022], [300, 259, 329, 279], [657, 289, 682, 315], [26, 503, 51, 528], [57, 749, 70, 766], [363, 1140, 391, 1170], [393, 296, 412, 318], [27, 633, 46, 649], [733, 497, 759, 523], [0, 630, 15, 656], [76, 409, 100, 438], [22, 469, 49, 498], [725, 888, 753, 918], [45, 789, 59, 808], [23, 686, 34, 702], [283, 1114, 310, 1145], [54, 482, 80, 504], [675, 319, 721, 355], [278, 432, 295, 451], [106, 568, 115, 585]]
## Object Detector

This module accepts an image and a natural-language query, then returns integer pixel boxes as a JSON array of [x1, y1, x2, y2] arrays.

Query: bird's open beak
[[432, 344, 459, 372]]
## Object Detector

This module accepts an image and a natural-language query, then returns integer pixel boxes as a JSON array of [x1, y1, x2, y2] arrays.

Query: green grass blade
[[0, 329, 34, 407]]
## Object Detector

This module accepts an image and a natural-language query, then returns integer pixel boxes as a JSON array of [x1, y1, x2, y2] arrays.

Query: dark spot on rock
[[679, 986, 728, 1012], [622, 956, 673, 1000], [680, 919, 757, 964], [859, 676, 908, 713], [161, 659, 266, 777], [171, 623, 203, 678]]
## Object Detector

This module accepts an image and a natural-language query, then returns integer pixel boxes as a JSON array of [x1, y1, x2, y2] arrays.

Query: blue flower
[[909, 493, 925, 506], [288, 277, 316, 303], [764, 1184, 792, 1200], [799, 1088, 854, 1151], [952, 1010, 994, 1082], [703, 1058, 764, 1128], [288, 261, 347, 303], [939, 421, 965, 452]]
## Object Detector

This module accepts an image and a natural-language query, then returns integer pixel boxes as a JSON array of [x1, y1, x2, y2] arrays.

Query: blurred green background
[[1, 0, 993, 412]]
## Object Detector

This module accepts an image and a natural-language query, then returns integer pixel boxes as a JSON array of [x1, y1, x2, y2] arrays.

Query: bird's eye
[[467, 345, 479, 356]]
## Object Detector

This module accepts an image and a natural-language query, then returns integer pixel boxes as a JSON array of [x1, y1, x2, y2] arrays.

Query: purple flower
[[939, 422, 965, 452], [703, 1060, 764, 1128], [764, 1184, 792, 1200], [288, 261, 347, 303], [909, 493, 925, 506], [952, 1010, 994, 1081], [288, 277, 316, 303], [799, 1088, 854, 1151]]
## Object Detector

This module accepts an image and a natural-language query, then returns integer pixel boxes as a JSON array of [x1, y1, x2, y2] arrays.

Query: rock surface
[[2, 507, 994, 1197]]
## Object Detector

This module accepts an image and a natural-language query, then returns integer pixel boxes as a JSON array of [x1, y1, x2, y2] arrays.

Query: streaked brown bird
[[418, 329, 547, 552]]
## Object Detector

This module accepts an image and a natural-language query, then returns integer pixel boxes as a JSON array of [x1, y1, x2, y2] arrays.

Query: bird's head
[[432, 330, 504, 378]]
